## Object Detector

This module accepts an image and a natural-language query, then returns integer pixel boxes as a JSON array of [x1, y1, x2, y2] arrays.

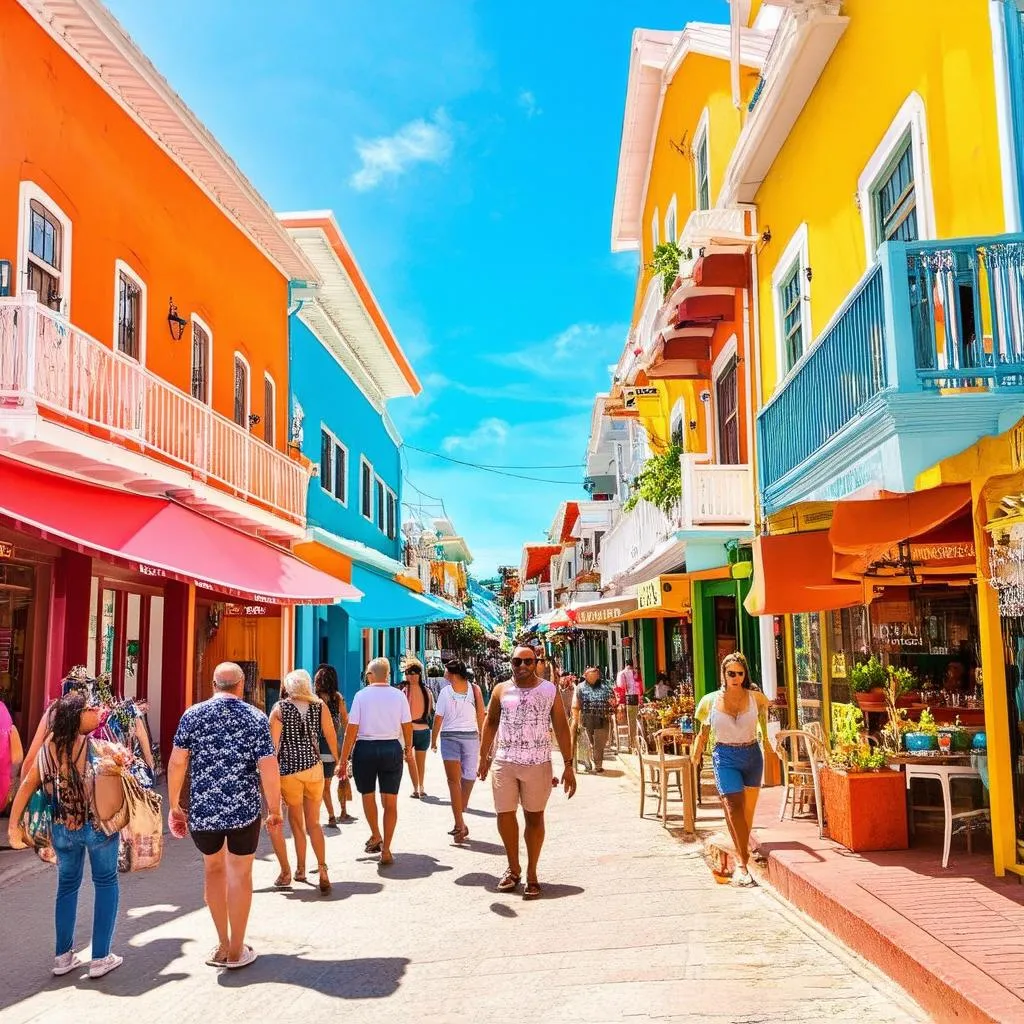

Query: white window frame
[[16, 180, 73, 315], [668, 396, 686, 447], [319, 424, 348, 507], [712, 334, 740, 464], [360, 456, 374, 522], [651, 207, 660, 252], [770, 223, 812, 389], [693, 107, 711, 212], [111, 260, 147, 364], [233, 351, 251, 429], [190, 313, 213, 405], [263, 372, 277, 446], [664, 195, 678, 245], [857, 92, 936, 263]]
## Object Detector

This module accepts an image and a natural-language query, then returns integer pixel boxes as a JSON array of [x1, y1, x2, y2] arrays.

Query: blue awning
[[348, 565, 464, 627]]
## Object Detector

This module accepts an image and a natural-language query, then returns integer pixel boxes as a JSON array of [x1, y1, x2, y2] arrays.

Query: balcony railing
[[0, 293, 307, 522], [757, 234, 1024, 496], [599, 498, 680, 585]]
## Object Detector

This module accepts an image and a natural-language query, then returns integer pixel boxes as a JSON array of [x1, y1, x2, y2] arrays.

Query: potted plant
[[938, 715, 972, 753], [904, 706, 939, 752], [849, 655, 887, 710], [818, 703, 909, 852]]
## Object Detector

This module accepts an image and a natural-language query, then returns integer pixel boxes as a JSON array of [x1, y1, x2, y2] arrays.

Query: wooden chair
[[638, 726, 693, 829], [773, 729, 827, 838]]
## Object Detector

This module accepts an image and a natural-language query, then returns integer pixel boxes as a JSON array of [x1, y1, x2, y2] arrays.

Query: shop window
[[233, 354, 249, 428], [191, 317, 212, 404], [115, 265, 145, 362], [771, 616, 790, 729], [715, 355, 740, 465], [263, 374, 276, 445], [792, 611, 824, 731], [827, 605, 870, 707]]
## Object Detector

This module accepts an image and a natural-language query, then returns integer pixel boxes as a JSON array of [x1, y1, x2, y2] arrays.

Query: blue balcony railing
[[758, 233, 1024, 496]]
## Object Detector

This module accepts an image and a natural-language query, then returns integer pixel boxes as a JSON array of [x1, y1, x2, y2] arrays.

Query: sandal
[[274, 871, 292, 888], [453, 826, 469, 844], [496, 868, 521, 893], [523, 880, 542, 900], [205, 945, 228, 967], [318, 866, 332, 895], [364, 838, 383, 854], [326, 816, 338, 828], [294, 869, 308, 884], [409, 791, 420, 799], [226, 945, 257, 970]]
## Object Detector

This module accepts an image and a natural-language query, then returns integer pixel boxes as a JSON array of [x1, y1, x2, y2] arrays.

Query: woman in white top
[[430, 660, 485, 843], [691, 652, 769, 887]]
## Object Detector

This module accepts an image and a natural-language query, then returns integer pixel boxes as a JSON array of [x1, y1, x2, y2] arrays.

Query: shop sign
[[224, 603, 268, 617], [637, 578, 662, 610], [877, 541, 975, 564], [636, 575, 691, 614], [831, 652, 847, 678], [575, 602, 635, 625], [0, 542, 12, 560], [622, 386, 659, 410], [878, 622, 924, 647]]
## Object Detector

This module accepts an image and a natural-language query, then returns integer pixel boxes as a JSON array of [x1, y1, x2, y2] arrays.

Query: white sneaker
[[52, 952, 83, 976], [732, 866, 756, 887], [88, 954, 123, 979]]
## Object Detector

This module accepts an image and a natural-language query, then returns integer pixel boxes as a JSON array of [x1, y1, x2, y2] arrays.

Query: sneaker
[[88, 954, 123, 979], [52, 952, 83, 976], [732, 866, 756, 888]]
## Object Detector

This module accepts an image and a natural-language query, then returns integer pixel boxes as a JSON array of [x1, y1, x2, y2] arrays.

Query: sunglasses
[[725, 669, 745, 678], [405, 668, 422, 675], [511, 657, 537, 667]]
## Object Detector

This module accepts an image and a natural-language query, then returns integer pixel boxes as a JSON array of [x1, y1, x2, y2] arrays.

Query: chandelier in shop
[[989, 523, 1024, 617]]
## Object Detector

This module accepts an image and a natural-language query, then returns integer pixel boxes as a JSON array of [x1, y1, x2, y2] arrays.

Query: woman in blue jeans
[[8, 693, 124, 978], [691, 652, 769, 887]]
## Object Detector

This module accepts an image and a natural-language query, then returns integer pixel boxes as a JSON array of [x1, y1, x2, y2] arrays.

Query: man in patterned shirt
[[572, 667, 616, 773], [167, 662, 283, 971]]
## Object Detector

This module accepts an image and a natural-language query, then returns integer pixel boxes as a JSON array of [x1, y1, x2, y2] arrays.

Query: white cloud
[[489, 322, 628, 379], [349, 109, 454, 191], [518, 89, 541, 118], [442, 417, 510, 454]]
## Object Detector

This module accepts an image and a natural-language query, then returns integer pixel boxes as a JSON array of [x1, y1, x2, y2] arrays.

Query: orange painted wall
[[0, 0, 289, 448]]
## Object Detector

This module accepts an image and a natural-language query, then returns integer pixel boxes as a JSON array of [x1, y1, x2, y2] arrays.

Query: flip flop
[[273, 872, 292, 888], [294, 871, 308, 884], [205, 946, 228, 967], [496, 868, 521, 893], [226, 945, 257, 970], [453, 826, 469, 844], [364, 838, 383, 854], [523, 881, 542, 900]]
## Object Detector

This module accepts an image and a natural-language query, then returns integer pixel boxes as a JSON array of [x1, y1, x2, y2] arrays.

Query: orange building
[[0, 0, 355, 754]]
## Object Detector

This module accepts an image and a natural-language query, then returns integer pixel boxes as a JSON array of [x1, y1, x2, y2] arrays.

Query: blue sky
[[108, 0, 723, 575]]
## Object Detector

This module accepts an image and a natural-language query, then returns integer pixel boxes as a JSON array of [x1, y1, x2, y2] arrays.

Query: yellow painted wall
[[635, 378, 705, 455], [754, 0, 1006, 402]]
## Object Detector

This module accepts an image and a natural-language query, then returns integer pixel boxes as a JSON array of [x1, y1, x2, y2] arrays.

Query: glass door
[[792, 612, 824, 732]]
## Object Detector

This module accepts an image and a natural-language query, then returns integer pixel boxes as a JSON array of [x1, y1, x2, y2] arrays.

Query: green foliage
[[829, 702, 886, 772], [436, 616, 487, 655], [849, 655, 887, 693], [831, 702, 863, 748], [647, 242, 683, 297], [622, 443, 684, 515], [913, 706, 939, 737]]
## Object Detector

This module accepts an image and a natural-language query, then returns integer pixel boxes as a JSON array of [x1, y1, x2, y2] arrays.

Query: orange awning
[[694, 253, 748, 289], [744, 532, 868, 616], [523, 544, 560, 581], [829, 485, 973, 579]]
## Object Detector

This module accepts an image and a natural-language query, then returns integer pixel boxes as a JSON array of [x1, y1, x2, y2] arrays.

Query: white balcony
[[680, 454, 754, 528], [678, 208, 756, 251], [0, 294, 307, 541]]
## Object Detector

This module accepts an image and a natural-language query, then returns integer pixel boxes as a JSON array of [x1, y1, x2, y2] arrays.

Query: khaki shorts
[[491, 760, 553, 814], [280, 763, 325, 805]]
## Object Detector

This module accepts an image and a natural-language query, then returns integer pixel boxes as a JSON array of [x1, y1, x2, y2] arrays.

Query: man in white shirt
[[617, 660, 643, 750], [339, 658, 413, 866]]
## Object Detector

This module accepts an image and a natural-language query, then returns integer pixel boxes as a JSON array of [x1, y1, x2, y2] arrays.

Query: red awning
[[557, 502, 580, 543], [660, 331, 712, 362], [694, 253, 748, 289], [672, 294, 734, 327], [522, 543, 560, 581], [0, 459, 360, 605]]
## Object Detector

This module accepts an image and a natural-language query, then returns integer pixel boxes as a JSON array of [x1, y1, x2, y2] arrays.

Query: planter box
[[820, 765, 908, 852]]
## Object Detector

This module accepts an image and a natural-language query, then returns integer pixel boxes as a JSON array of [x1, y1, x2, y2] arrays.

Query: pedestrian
[[655, 673, 671, 700], [572, 666, 616, 773], [314, 664, 351, 825], [431, 660, 485, 843], [7, 692, 125, 978], [556, 671, 575, 717], [166, 662, 284, 969], [0, 696, 23, 814], [690, 652, 769, 887], [478, 645, 576, 900], [338, 657, 413, 866], [267, 669, 340, 895], [399, 659, 433, 799], [617, 659, 643, 749]]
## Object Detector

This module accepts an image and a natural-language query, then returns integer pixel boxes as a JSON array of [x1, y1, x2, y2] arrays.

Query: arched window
[[233, 353, 250, 428]]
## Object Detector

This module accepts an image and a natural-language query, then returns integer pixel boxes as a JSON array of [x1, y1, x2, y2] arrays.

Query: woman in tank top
[[268, 669, 340, 894], [691, 652, 769, 887]]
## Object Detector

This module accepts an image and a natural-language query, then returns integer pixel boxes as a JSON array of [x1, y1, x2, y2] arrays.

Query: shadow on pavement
[[532, 882, 585, 900], [489, 903, 517, 918], [277, 880, 384, 902], [459, 839, 505, 857], [377, 854, 452, 880], [216, 954, 410, 997], [453, 871, 498, 889]]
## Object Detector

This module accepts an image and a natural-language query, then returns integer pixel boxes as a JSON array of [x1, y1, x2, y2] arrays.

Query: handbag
[[117, 773, 164, 872], [21, 788, 52, 849], [339, 776, 353, 802]]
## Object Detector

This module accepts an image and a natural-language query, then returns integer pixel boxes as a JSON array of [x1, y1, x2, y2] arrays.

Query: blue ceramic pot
[[972, 731, 987, 751], [904, 732, 938, 752], [679, 716, 694, 732]]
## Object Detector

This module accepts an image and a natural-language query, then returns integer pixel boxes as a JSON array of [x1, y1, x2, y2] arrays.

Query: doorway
[[0, 561, 36, 726]]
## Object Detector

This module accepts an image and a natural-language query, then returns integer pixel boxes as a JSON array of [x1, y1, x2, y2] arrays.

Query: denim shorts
[[712, 742, 764, 795], [439, 731, 480, 781]]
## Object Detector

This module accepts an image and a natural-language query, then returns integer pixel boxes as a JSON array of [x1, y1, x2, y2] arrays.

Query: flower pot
[[904, 732, 938, 752], [938, 728, 972, 753], [853, 690, 886, 712], [819, 765, 908, 852]]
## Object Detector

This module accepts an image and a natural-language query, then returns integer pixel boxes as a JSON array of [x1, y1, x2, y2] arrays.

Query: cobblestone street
[[1, 756, 926, 1023]]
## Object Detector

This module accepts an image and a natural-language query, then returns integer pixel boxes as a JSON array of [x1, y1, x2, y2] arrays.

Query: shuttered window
[[872, 132, 918, 247], [264, 375, 276, 445], [779, 262, 804, 373], [233, 355, 248, 427], [116, 270, 142, 360], [191, 321, 210, 403], [716, 355, 740, 465]]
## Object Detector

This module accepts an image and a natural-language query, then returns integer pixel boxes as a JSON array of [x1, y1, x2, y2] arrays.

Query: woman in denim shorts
[[431, 660, 485, 843], [691, 652, 769, 887]]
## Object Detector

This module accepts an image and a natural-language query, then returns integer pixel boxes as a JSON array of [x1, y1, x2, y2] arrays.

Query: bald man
[[168, 662, 282, 970]]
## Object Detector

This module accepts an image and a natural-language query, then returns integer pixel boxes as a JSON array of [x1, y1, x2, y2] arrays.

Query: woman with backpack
[[399, 660, 434, 799], [313, 664, 351, 826], [267, 669, 340, 895]]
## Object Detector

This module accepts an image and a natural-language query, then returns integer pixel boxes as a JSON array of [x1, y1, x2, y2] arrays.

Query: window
[[375, 477, 386, 531], [665, 196, 678, 245], [771, 224, 811, 381], [263, 374, 276, 445], [191, 316, 212, 404], [669, 397, 685, 447], [320, 427, 347, 504], [360, 458, 373, 520], [872, 132, 918, 247], [386, 489, 398, 540], [19, 184, 71, 313], [694, 112, 710, 212], [233, 354, 249, 428], [114, 264, 144, 361], [651, 208, 660, 251], [779, 262, 804, 373], [715, 354, 740, 465]]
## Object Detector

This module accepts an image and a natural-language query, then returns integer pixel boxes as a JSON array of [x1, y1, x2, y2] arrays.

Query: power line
[[404, 444, 583, 471], [402, 444, 583, 485]]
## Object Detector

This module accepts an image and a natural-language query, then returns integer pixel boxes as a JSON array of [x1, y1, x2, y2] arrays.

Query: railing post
[[879, 240, 922, 392], [22, 291, 38, 395], [680, 453, 695, 529]]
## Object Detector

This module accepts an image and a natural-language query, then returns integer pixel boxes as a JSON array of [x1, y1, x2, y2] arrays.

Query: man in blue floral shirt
[[167, 662, 282, 971], [572, 667, 616, 773]]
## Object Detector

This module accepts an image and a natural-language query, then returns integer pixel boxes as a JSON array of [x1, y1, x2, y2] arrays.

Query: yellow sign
[[0, 542, 12, 560], [637, 579, 661, 609], [831, 652, 847, 679], [635, 574, 692, 614]]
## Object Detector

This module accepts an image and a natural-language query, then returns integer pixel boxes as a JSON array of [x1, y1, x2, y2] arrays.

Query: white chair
[[638, 727, 694, 829], [773, 729, 826, 838]]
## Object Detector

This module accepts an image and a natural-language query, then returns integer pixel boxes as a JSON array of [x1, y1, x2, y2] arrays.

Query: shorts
[[439, 731, 480, 781], [280, 763, 326, 805], [352, 739, 404, 796], [491, 760, 553, 814], [411, 728, 431, 752], [322, 760, 336, 779], [191, 816, 262, 857], [712, 743, 764, 796]]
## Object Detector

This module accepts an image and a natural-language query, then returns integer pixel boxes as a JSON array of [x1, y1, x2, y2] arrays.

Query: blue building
[[281, 212, 462, 700]]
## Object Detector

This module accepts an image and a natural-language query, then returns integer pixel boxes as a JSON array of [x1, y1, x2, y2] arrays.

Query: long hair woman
[[314, 664, 350, 825], [691, 652, 769, 886], [7, 693, 125, 978], [267, 669, 340, 894]]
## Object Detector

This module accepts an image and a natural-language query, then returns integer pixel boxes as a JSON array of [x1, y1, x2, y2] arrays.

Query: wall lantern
[[167, 298, 189, 341], [248, 413, 261, 428], [0, 260, 10, 297]]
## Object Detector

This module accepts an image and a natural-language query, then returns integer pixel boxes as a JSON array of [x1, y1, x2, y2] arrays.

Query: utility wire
[[402, 445, 583, 485], [404, 443, 584, 471]]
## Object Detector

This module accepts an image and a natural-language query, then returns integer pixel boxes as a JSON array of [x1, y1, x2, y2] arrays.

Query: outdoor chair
[[773, 729, 827, 838], [638, 726, 694, 829]]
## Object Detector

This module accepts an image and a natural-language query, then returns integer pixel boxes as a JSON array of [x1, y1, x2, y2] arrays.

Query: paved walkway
[[1, 756, 925, 1023]]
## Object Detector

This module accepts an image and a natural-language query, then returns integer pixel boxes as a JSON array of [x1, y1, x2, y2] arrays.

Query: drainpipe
[[747, 208, 765, 534]]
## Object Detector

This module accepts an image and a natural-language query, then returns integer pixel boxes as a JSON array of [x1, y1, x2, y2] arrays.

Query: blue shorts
[[712, 743, 763, 795], [439, 732, 480, 781]]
